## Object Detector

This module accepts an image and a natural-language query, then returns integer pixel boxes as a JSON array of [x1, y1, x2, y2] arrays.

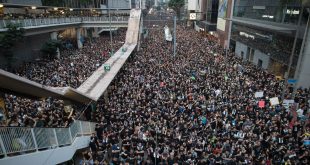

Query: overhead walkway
[[0, 16, 129, 36], [0, 9, 141, 103], [77, 9, 141, 100], [0, 120, 96, 165]]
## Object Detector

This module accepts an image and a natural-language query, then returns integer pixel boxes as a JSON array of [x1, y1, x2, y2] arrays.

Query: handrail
[[0, 16, 129, 29], [0, 120, 96, 157]]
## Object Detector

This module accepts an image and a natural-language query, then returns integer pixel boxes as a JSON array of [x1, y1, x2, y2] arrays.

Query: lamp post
[[225, 0, 235, 60], [155, 125, 159, 165], [173, 16, 176, 57], [108, 3, 113, 56]]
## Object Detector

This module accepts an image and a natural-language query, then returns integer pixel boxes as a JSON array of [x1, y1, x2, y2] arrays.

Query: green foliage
[[168, 0, 185, 18], [42, 0, 65, 6], [0, 24, 24, 53], [40, 40, 62, 59], [0, 23, 24, 69]]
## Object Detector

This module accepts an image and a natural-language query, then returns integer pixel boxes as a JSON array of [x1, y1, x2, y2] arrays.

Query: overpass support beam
[[76, 28, 83, 49], [50, 31, 58, 40], [93, 28, 100, 38]]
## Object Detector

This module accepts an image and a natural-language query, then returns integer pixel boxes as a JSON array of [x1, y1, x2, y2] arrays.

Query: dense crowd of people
[[0, 13, 309, 164], [80, 21, 310, 164], [0, 29, 126, 127]]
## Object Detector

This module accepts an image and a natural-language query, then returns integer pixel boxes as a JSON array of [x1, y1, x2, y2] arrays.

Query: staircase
[[0, 120, 96, 165]]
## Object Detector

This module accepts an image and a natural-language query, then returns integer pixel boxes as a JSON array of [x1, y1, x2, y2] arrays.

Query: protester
[[1, 29, 126, 127], [89, 17, 309, 164], [1, 12, 309, 164]]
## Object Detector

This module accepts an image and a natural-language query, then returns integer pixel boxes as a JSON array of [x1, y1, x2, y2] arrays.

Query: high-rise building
[[218, 0, 310, 88], [187, 0, 219, 32]]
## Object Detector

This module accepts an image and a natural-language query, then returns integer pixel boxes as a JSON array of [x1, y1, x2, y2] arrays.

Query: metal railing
[[0, 120, 96, 157], [0, 16, 129, 29]]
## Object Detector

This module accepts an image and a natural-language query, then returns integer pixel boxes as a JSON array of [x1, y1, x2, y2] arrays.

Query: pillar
[[84, 28, 88, 38], [93, 27, 100, 38], [76, 28, 83, 49], [103, 90, 109, 103], [50, 31, 58, 40], [295, 17, 310, 88]]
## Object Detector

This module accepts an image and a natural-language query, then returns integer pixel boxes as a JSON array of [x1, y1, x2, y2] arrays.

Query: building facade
[[219, 0, 310, 88]]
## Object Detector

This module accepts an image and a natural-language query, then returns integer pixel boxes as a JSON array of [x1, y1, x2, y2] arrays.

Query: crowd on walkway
[[0, 29, 126, 127], [84, 24, 310, 164]]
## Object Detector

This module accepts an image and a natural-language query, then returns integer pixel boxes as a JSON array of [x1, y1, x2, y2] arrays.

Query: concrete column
[[295, 21, 310, 88], [83, 28, 88, 38], [50, 31, 60, 59], [76, 28, 83, 49], [50, 31, 58, 40], [93, 27, 100, 38], [103, 90, 109, 103]]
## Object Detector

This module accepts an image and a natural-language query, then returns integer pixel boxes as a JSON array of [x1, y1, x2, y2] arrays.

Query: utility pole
[[109, 3, 113, 56], [226, 0, 235, 60], [173, 16, 176, 57]]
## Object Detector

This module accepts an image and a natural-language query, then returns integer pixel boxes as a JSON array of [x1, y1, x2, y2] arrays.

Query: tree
[[42, 0, 65, 7], [40, 40, 62, 60], [0, 23, 24, 69], [168, 0, 185, 19]]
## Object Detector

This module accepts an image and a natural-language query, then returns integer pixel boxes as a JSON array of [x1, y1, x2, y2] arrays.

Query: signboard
[[218, 0, 228, 18], [217, 0, 228, 31], [217, 18, 226, 31], [164, 25, 172, 41], [258, 101, 265, 108], [188, 0, 198, 11], [270, 97, 279, 106], [255, 91, 264, 98], [189, 13, 197, 20], [104, 64, 111, 71], [287, 79, 297, 84], [283, 99, 295, 110]]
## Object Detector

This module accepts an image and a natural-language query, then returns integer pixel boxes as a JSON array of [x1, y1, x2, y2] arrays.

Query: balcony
[[0, 120, 96, 165]]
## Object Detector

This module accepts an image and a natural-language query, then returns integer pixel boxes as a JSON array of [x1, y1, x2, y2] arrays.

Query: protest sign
[[270, 97, 279, 106], [283, 99, 295, 110], [255, 91, 264, 98], [258, 101, 265, 108]]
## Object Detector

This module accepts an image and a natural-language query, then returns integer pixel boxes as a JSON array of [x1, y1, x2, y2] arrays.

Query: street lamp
[[108, 5, 114, 56], [155, 125, 159, 165]]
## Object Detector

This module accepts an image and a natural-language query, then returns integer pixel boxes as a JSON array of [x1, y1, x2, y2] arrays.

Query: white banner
[[164, 26, 172, 42]]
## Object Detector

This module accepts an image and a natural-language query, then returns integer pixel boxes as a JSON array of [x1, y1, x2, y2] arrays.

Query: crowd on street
[[0, 15, 309, 164], [81, 23, 310, 164], [0, 29, 126, 127]]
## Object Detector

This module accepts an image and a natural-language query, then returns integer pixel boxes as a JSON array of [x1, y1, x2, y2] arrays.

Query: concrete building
[[186, 0, 219, 32], [219, 0, 310, 88]]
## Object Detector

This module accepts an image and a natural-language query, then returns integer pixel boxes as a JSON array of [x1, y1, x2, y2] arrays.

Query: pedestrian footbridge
[[0, 9, 141, 164], [0, 9, 141, 103], [0, 16, 129, 36], [0, 120, 96, 165]]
